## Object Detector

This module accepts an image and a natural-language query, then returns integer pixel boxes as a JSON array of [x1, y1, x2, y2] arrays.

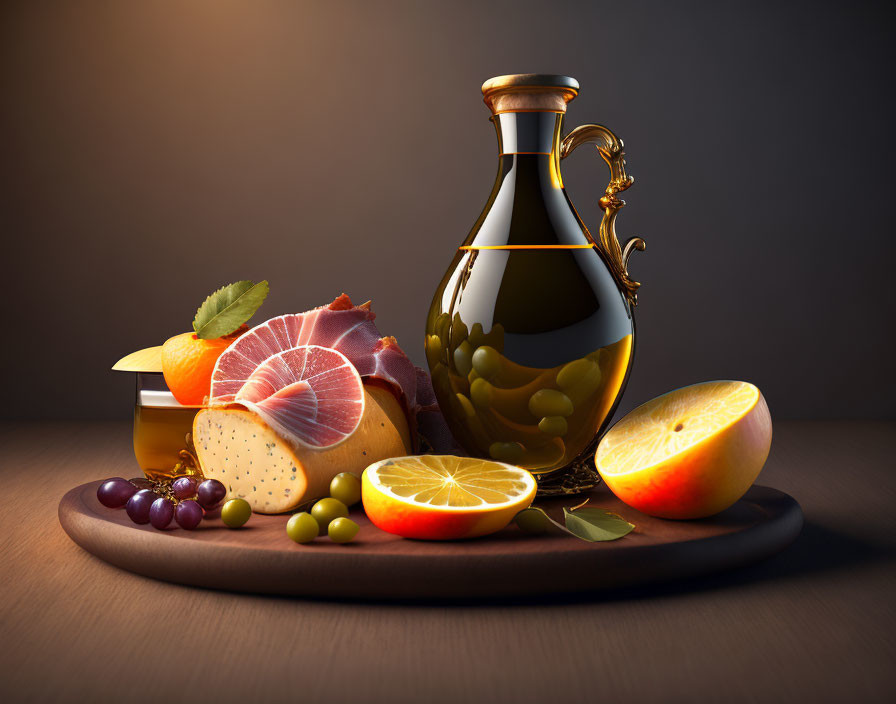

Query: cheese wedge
[[192, 385, 411, 513]]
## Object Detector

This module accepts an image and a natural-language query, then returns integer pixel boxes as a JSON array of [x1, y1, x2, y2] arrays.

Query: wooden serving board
[[59, 481, 802, 599]]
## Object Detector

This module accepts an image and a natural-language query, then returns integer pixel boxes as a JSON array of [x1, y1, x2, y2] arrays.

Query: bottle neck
[[463, 109, 594, 250], [492, 111, 564, 189], [493, 111, 563, 157]]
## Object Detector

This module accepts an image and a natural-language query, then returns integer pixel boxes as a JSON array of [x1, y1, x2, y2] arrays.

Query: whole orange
[[161, 326, 247, 406]]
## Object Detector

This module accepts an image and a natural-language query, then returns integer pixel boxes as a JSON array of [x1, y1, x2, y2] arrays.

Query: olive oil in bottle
[[425, 75, 645, 493]]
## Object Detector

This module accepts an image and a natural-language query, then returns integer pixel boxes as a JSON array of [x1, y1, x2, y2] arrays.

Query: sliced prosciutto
[[209, 294, 422, 448], [210, 295, 416, 413], [232, 345, 364, 449]]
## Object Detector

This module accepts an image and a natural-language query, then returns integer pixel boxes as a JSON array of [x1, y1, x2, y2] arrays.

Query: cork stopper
[[481, 74, 579, 114]]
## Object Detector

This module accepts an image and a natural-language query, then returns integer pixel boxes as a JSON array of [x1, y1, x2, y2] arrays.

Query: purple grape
[[171, 476, 199, 500], [175, 499, 203, 530], [97, 479, 137, 508], [197, 479, 226, 510], [126, 489, 157, 524], [149, 497, 175, 529], [129, 477, 154, 490]]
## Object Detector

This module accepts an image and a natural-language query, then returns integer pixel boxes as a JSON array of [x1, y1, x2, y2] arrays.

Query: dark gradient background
[[2, 0, 894, 421]]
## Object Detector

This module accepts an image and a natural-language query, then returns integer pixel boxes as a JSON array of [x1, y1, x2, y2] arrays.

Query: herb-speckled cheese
[[192, 385, 410, 514]]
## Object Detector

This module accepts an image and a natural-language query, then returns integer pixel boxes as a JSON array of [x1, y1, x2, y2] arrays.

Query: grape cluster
[[96, 476, 227, 531], [287, 472, 361, 544]]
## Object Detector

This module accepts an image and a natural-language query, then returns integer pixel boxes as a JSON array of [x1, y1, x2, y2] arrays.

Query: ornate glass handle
[[560, 124, 646, 306]]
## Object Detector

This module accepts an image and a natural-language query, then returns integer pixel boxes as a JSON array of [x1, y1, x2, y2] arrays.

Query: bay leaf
[[515, 507, 569, 535], [563, 507, 635, 542], [192, 280, 269, 339]]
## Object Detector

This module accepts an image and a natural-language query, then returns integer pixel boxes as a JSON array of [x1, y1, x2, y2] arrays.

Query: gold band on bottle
[[459, 244, 595, 251]]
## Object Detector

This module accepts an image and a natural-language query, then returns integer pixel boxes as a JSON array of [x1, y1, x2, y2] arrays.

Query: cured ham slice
[[210, 295, 417, 417], [209, 295, 422, 450], [233, 345, 364, 449]]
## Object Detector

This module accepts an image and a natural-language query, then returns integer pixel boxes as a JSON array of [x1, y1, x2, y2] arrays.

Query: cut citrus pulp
[[362, 455, 537, 539], [596, 380, 772, 519]]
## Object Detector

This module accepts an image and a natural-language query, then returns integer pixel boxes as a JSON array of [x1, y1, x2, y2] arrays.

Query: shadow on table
[[303, 519, 895, 607], [572, 519, 895, 604], [515, 519, 893, 607]]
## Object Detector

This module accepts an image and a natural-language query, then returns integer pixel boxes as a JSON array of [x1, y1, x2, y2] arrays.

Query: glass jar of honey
[[133, 372, 202, 480], [113, 347, 202, 481]]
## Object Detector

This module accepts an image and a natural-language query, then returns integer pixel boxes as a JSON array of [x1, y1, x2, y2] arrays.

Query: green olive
[[453, 340, 473, 377], [221, 498, 252, 528], [514, 508, 551, 535], [538, 415, 568, 437], [489, 441, 524, 463], [556, 358, 602, 402], [286, 512, 319, 544], [468, 368, 480, 385], [455, 393, 476, 418], [328, 517, 360, 544], [431, 362, 450, 391], [528, 389, 574, 418], [425, 335, 443, 368], [450, 315, 468, 348], [310, 497, 349, 534], [470, 378, 495, 408], [433, 313, 451, 342], [329, 472, 362, 506], [588, 347, 610, 368], [471, 345, 501, 380]]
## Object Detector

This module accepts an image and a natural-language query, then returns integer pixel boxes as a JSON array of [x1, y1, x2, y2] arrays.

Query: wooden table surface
[[2, 421, 894, 703]]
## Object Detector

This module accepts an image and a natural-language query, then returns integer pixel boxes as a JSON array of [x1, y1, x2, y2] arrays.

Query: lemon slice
[[112, 346, 163, 372], [362, 455, 537, 539], [596, 381, 771, 519]]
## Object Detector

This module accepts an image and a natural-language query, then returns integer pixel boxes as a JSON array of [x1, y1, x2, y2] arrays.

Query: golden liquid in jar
[[133, 403, 201, 481]]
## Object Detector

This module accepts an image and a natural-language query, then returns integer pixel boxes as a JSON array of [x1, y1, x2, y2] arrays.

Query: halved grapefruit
[[596, 380, 772, 519]]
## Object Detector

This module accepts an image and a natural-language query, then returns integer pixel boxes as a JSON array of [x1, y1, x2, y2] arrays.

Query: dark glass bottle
[[424, 74, 646, 494]]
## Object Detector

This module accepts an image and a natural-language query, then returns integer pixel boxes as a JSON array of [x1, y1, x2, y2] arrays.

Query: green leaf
[[563, 507, 635, 542], [192, 280, 269, 339], [514, 507, 568, 535]]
